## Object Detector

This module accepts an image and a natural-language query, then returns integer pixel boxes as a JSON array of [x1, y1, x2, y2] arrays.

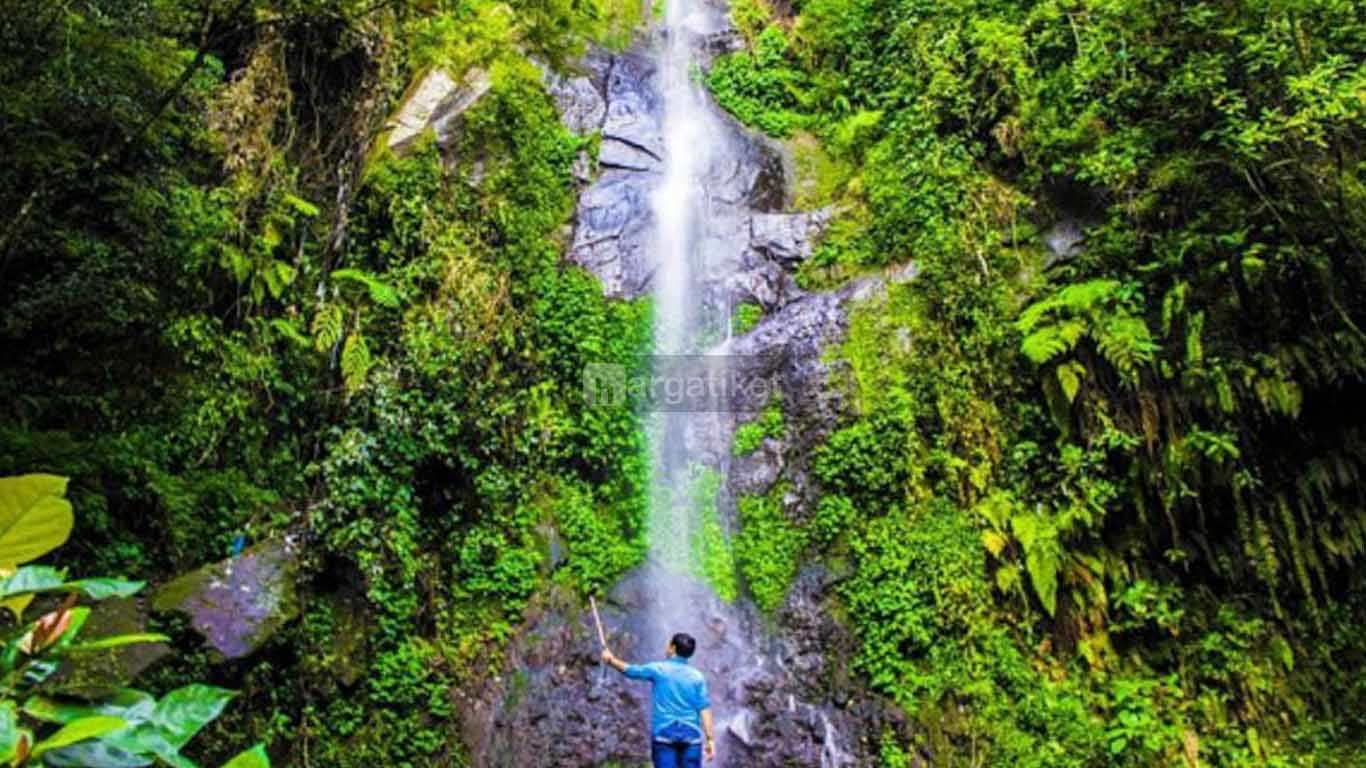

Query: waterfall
[[642, 0, 740, 753], [621, 3, 855, 764], [644, 0, 731, 617]]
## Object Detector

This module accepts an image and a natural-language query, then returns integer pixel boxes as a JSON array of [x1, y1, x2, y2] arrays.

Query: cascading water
[[642, 0, 744, 760], [480, 2, 868, 764]]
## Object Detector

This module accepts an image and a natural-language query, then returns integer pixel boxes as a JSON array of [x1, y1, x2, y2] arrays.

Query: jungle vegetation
[[1, 0, 1365, 765], [712, 0, 1366, 764]]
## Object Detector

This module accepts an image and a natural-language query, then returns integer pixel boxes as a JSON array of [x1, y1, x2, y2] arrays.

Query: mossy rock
[[153, 539, 300, 660]]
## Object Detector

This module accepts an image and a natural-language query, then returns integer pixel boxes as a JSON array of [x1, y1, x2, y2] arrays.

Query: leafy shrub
[[706, 27, 807, 138], [732, 398, 784, 457], [0, 474, 264, 767], [734, 487, 805, 614]]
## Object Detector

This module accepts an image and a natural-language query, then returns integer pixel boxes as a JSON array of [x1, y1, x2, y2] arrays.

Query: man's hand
[[600, 648, 628, 673], [703, 737, 715, 762]]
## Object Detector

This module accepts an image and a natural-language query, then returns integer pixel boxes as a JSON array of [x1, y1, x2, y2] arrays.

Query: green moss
[[735, 485, 805, 614], [731, 300, 764, 336], [732, 396, 785, 456], [687, 466, 739, 602], [789, 132, 854, 210]]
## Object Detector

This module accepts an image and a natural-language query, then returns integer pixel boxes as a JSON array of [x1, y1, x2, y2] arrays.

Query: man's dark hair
[[671, 632, 696, 658]]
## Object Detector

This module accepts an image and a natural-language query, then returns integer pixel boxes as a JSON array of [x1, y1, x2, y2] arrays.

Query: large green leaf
[[30, 716, 128, 759], [65, 633, 170, 653], [62, 579, 146, 600], [42, 739, 153, 768], [0, 701, 19, 763], [151, 685, 237, 749], [24, 690, 157, 725], [1012, 512, 1062, 616], [221, 744, 270, 768], [0, 474, 74, 566], [0, 566, 66, 597]]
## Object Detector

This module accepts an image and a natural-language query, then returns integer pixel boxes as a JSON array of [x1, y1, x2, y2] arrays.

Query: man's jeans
[[652, 722, 702, 768], [651, 740, 701, 768]]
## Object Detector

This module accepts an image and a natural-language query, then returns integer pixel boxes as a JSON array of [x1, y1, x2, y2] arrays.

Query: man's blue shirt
[[624, 657, 711, 742]]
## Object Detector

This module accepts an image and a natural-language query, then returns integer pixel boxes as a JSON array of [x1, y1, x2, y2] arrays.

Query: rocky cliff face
[[460, 16, 912, 768]]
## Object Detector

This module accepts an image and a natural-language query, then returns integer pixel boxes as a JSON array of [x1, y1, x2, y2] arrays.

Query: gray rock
[[386, 68, 492, 154], [569, 173, 656, 296], [464, 566, 894, 768], [730, 437, 785, 496], [51, 598, 170, 695], [1044, 218, 1086, 260], [541, 57, 608, 135], [152, 539, 300, 659], [725, 261, 805, 313], [750, 208, 834, 266], [728, 708, 755, 747], [602, 53, 664, 170]]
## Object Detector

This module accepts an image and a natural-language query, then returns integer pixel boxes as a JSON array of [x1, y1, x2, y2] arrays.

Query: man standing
[[602, 632, 716, 766]]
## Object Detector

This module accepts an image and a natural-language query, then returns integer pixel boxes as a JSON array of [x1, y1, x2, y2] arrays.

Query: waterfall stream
[[644, 0, 748, 762], [481, 2, 869, 763]]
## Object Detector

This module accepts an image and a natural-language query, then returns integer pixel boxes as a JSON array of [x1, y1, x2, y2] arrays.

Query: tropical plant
[[0, 475, 266, 767]]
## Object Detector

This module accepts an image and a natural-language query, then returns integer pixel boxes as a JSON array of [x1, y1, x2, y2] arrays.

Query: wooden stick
[[589, 595, 608, 649]]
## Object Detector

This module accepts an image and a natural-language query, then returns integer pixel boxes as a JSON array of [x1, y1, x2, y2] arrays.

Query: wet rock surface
[[477, 16, 911, 766], [564, 47, 789, 302], [464, 566, 896, 768]]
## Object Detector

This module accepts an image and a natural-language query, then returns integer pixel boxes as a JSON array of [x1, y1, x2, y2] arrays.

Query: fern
[[1096, 315, 1157, 381], [340, 332, 373, 393], [332, 268, 401, 309], [269, 317, 311, 348], [1011, 510, 1062, 616], [1056, 361, 1086, 403], [311, 303, 345, 353], [1021, 318, 1086, 365]]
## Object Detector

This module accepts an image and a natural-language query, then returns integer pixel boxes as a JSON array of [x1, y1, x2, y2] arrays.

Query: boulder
[[51, 597, 170, 696], [1044, 217, 1086, 261], [152, 538, 300, 659], [386, 68, 492, 154]]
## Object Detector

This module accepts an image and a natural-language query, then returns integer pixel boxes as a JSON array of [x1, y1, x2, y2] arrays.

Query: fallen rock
[[153, 538, 300, 659], [387, 68, 492, 154]]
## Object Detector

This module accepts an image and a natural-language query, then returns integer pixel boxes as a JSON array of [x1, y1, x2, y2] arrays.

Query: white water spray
[[644, 0, 732, 625]]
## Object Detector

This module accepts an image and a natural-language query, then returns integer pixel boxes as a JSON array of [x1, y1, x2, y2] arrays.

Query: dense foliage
[[711, 0, 1366, 764], [0, 1, 648, 764], [0, 474, 264, 767], [7, 0, 1366, 764]]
